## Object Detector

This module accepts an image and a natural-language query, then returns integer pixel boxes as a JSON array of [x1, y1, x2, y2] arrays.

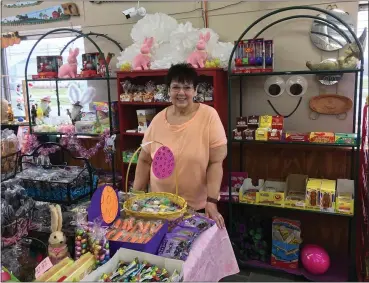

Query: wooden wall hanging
[[3, 1, 43, 8], [1, 3, 79, 26], [309, 94, 353, 120]]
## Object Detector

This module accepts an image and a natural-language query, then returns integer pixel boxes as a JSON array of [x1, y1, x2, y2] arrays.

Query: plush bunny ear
[[50, 205, 58, 233], [69, 48, 73, 55], [73, 48, 80, 57], [203, 32, 211, 42], [79, 87, 96, 105], [56, 204, 63, 231], [68, 83, 81, 104], [199, 33, 204, 40]]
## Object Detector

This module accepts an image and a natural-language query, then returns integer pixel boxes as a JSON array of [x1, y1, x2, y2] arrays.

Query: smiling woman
[[132, 63, 228, 228]]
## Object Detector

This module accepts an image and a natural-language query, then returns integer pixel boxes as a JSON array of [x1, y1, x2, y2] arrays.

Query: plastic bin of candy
[[17, 165, 98, 205], [107, 218, 168, 256]]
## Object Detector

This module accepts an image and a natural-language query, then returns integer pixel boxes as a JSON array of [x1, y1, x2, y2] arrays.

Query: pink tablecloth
[[183, 225, 240, 281]]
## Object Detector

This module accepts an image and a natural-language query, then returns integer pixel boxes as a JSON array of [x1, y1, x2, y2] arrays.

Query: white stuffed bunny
[[67, 83, 96, 124]]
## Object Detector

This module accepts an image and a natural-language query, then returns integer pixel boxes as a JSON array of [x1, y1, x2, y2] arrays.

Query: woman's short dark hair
[[166, 63, 198, 88]]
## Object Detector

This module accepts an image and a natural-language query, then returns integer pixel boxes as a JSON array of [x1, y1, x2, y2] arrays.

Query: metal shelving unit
[[24, 28, 124, 187], [227, 6, 365, 282]]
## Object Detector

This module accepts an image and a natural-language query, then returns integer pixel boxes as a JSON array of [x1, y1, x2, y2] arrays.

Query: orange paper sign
[[35, 257, 53, 279], [101, 185, 118, 224]]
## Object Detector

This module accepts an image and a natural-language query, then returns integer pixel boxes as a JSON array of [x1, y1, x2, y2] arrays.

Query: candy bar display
[[238, 174, 354, 215], [232, 114, 357, 145], [130, 196, 182, 213], [157, 215, 214, 260], [99, 258, 180, 282], [17, 166, 98, 204], [194, 82, 213, 102]]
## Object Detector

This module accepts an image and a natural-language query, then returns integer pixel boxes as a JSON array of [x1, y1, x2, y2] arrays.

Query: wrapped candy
[[74, 211, 89, 260], [143, 81, 156, 103], [120, 80, 133, 102], [89, 219, 110, 268]]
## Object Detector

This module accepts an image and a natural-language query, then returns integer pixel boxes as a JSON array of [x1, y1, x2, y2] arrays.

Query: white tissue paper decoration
[[116, 13, 234, 70], [116, 43, 141, 68]]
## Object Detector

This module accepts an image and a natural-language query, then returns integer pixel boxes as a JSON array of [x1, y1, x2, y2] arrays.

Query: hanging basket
[[123, 141, 187, 220]]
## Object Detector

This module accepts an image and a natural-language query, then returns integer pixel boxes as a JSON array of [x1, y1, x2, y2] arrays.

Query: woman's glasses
[[170, 85, 194, 93]]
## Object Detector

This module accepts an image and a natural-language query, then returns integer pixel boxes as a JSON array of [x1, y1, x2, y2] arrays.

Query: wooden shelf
[[119, 101, 214, 106], [122, 132, 144, 137]]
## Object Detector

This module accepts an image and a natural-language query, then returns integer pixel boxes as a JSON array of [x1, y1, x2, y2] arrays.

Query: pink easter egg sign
[[152, 146, 175, 179]]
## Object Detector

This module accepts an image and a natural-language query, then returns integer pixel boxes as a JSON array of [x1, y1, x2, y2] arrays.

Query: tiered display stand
[[226, 6, 365, 281], [24, 28, 123, 187]]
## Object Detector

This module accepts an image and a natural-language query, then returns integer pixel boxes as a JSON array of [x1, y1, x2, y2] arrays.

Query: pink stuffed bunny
[[132, 37, 154, 70], [187, 32, 211, 68], [58, 48, 79, 78]]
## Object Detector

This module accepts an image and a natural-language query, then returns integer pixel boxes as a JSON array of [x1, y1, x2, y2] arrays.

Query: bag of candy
[[157, 233, 193, 260], [171, 226, 199, 238], [178, 214, 215, 232]]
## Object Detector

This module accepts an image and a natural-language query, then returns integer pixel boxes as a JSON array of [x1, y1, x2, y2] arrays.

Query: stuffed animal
[[187, 32, 211, 68], [48, 204, 70, 265], [67, 83, 96, 124], [132, 37, 154, 70], [58, 48, 79, 78]]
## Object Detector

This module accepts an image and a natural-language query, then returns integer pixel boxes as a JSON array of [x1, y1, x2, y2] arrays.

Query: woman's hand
[[205, 202, 225, 229]]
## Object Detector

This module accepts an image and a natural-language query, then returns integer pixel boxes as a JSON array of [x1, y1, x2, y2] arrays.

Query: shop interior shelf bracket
[[226, 5, 365, 282], [24, 28, 124, 188]]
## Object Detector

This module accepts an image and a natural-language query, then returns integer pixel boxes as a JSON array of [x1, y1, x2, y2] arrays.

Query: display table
[[183, 225, 239, 281]]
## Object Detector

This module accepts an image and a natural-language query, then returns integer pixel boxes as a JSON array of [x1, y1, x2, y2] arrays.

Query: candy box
[[259, 115, 272, 128], [258, 180, 286, 207], [320, 179, 336, 212], [233, 128, 243, 140], [236, 117, 248, 130], [271, 217, 302, 269], [243, 128, 255, 141], [247, 115, 259, 129], [305, 178, 322, 211], [284, 174, 308, 210], [34, 257, 74, 282], [33, 55, 63, 79], [284, 132, 309, 143], [335, 133, 357, 145], [255, 128, 269, 141], [268, 129, 282, 141], [81, 52, 100, 77], [57, 252, 95, 282], [271, 115, 283, 130], [82, 248, 184, 282], [264, 40, 274, 68], [122, 150, 138, 164], [108, 220, 168, 256], [335, 179, 354, 215], [309, 132, 335, 143], [136, 109, 156, 133], [239, 178, 264, 204]]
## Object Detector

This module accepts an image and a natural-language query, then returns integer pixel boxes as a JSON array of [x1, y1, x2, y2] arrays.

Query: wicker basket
[[123, 142, 187, 220]]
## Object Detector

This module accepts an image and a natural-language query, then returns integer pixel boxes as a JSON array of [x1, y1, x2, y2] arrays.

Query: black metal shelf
[[230, 69, 361, 77], [226, 5, 365, 282], [27, 76, 117, 82], [24, 28, 124, 188], [231, 139, 358, 147]]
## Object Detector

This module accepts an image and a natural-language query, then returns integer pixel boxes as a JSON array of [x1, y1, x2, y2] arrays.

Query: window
[[2, 33, 85, 117]]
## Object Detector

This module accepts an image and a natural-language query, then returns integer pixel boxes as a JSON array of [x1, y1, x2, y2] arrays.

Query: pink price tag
[[152, 146, 175, 179], [35, 257, 53, 279]]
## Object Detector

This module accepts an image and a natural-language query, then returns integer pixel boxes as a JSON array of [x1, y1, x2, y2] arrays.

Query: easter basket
[[123, 141, 187, 220]]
